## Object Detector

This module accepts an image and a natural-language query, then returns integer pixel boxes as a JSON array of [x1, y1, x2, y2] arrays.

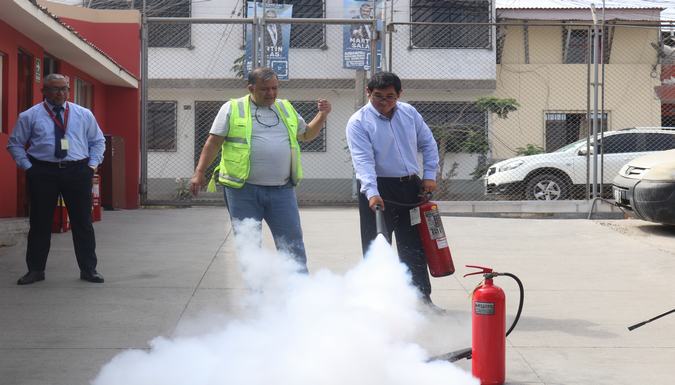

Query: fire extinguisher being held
[[416, 193, 455, 277]]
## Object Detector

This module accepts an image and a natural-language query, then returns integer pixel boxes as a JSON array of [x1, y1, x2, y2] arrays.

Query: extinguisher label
[[436, 237, 448, 249], [474, 301, 495, 315], [409, 207, 421, 226], [424, 208, 446, 240]]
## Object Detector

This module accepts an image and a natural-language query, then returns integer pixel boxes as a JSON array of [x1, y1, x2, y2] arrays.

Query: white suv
[[484, 128, 675, 200]]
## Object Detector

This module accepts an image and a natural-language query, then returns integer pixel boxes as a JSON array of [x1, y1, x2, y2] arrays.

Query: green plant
[[460, 129, 490, 154], [476, 96, 520, 119], [515, 144, 544, 156], [231, 54, 245, 79], [430, 97, 520, 197]]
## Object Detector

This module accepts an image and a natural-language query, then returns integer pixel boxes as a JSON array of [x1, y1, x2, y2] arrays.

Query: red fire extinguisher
[[465, 265, 505, 385], [464, 265, 524, 385], [425, 266, 523, 382], [417, 195, 455, 277], [92, 174, 102, 222]]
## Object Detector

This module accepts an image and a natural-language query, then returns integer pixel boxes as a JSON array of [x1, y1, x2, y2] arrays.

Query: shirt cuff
[[422, 171, 437, 180], [365, 187, 380, 200]]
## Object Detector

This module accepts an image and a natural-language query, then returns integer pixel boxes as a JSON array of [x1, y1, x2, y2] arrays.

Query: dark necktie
[[53, 105, 67, 159]]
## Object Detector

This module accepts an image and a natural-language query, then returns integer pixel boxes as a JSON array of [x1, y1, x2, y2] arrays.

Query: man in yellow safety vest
[[190, 67, 331, 271]]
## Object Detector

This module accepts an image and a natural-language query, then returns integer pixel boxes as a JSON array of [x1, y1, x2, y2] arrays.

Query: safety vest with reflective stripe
[[209, 95, 302, 190]]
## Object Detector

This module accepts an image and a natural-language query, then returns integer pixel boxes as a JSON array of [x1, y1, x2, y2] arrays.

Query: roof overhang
[[1, 0, 138, 88], [497, 7, 663, 22]]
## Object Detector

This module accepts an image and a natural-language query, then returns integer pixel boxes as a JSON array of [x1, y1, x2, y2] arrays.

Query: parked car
[[484, 128, 675, 200], [612, 149, 675, 225]]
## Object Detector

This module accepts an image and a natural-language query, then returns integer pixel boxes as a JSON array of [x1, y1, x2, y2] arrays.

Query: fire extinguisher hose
[[495, 272, 524, 337], [428, 272, 525, 363]]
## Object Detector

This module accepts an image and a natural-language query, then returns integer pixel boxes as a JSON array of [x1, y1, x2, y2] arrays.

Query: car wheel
[[525, 173, 569, 201]]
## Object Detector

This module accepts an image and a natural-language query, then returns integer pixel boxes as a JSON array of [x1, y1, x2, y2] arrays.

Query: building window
[[148, 101, 177, 152], [194, 101, 223, 175], [293, 101, 326, 152], [410, 101, 487, 153], [73, 78, 93, 110], [43, 54, 59, 78], [410, 0, 491, 49], [562, 27, 611, 64], [89, 0, 191, 48], [244, 0, 325, 49], [544, 111, 608, 151]]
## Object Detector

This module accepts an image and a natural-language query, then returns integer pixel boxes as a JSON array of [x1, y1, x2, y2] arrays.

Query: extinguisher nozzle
[[428, 347, 472, 362], [374, 205, 388, 239], [627, 322, 646, 331]]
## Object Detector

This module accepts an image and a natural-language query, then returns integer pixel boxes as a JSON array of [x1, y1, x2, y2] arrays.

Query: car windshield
[[553, 134, 613, 153], [554, 138, 588, 152]]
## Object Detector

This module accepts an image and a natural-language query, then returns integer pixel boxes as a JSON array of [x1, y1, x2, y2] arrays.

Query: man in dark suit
[[7, 73, 106, 285]]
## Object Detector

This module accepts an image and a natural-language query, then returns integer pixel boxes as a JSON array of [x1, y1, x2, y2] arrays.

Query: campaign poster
[[343, 0, 383, 70], [245, 2, 292, 80]]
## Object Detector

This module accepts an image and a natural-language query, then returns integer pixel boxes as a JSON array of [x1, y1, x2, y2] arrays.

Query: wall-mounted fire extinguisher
[[416, 194, 455, 277], [464, 265, 524, 385]]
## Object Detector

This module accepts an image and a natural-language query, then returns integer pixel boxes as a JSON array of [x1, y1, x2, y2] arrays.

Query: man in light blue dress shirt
[[7, 73, 106, 285], [346, 72, 440, 304]]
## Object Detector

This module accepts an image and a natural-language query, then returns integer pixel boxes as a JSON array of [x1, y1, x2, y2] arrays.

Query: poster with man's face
[[343, 0, 383, 70], [245, 2, 293, 79]]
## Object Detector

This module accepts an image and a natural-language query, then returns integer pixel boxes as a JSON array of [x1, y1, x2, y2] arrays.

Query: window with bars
[[410, 0, 491, 49], [293, 101, 326, 152], [148, 101, 178, 151], [409, 101, 487, 153], [88, 0, 191, 48], [244, 0, 325, 49]]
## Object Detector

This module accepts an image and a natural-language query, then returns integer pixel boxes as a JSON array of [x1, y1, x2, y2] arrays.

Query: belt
[[29, 156, 89, 169], [378, 175, 419, 182]]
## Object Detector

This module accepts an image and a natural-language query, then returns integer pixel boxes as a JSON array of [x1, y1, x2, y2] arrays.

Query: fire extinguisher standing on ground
[[464, 265, 524, 385], [417, 194, 455, 277], [91, 174, 101, 222]]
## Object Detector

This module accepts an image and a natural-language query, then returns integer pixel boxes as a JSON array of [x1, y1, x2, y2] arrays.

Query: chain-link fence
[[142, 17, 674, 205]]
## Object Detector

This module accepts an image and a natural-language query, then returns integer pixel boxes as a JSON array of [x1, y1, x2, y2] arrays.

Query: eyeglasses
[[45, 86, 70, 93], [370, 94, 398, 102]]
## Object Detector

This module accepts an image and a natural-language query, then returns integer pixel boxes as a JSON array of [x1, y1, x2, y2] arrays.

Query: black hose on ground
[[429, 271, 525, 362]]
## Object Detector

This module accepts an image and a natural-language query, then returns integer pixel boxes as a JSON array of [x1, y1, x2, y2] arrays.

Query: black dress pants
[[25, 161, 97, 273], [357, 176, 431, 296]]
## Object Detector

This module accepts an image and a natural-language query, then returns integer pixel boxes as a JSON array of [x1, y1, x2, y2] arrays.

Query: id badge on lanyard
[[44, 102, 70, 149]]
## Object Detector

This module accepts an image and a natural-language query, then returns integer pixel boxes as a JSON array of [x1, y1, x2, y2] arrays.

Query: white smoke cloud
[[92, 219, 478, 385]]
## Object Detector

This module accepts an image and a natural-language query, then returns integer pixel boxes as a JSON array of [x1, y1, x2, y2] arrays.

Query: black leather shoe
[[80, 270, 104, 283], [17, 271, 45, 285]]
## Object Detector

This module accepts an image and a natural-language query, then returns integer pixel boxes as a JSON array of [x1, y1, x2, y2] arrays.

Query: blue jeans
[[224, 182, 307, 271]]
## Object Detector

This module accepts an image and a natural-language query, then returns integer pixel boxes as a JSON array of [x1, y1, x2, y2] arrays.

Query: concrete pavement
[[1, 207, 674, 385]]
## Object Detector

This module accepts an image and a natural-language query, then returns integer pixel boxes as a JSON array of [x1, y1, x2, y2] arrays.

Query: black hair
[[367, 72, 401, 93], [248, 67, 278, 85]]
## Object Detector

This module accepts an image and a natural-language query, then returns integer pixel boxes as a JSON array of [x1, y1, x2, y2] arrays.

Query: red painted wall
[[105, 86, 140, 209], [0, 17, 140, 217], [58, 16, 140, 209], [0, 21, 45, 217], [60, 18, 140, 78]]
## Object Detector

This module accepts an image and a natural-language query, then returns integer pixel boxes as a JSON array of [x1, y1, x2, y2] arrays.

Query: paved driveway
[[1, 208, 674, 385]]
